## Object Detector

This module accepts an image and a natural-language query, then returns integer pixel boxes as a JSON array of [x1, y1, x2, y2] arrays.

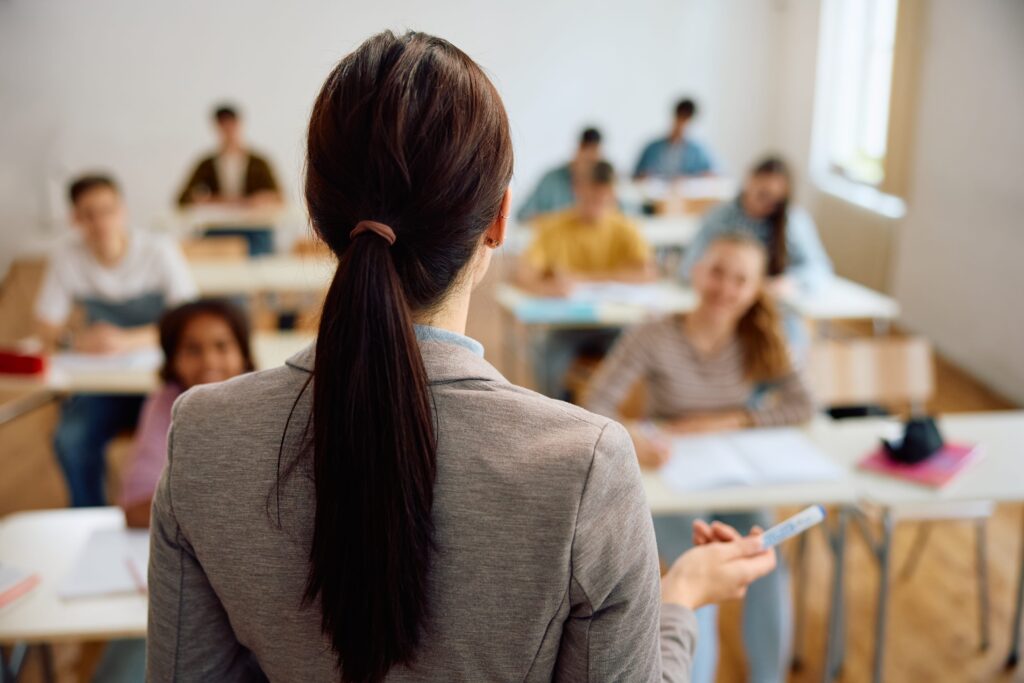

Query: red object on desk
[[0, 568, 40, 608], [859, 443, 983, 488], [0, 349, 47, 375]]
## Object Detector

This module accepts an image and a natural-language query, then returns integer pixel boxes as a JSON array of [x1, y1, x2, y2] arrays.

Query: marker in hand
[[759, 505, 827, 549]]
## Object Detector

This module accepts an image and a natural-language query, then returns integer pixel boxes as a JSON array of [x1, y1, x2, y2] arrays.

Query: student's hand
[[665, 411, 751, 435], [537, 271, 576, 298], [693, 520, 764, 546], [74, 323, 131, 354], [628, 425, 671, 470], [765, 275, 796, 299], [661, 535, 776, 610]]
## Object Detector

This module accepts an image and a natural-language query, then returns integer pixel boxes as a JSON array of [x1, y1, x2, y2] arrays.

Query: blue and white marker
[[760, 505, 827, 549]]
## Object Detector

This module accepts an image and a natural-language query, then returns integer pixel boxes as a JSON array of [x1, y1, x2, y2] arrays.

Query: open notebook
[[58, 528, 150, 599], [660, 428, 845, 493]]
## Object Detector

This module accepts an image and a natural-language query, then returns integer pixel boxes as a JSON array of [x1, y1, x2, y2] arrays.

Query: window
[[812, 0, 908, 217]]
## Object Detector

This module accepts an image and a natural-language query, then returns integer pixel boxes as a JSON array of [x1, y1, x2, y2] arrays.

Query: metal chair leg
[[975, 519, 991, 651], [1007, 505, 1024, 669], [873, 510, 895, 683], [896, 522, 932, 581]]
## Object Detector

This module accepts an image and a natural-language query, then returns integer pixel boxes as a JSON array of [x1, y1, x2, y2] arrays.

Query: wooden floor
[[2, 253, 1023, 681]]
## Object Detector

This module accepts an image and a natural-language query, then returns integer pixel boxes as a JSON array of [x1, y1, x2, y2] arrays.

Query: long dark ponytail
[[302, 31, 513, 682], [748, 155, 793, 277]]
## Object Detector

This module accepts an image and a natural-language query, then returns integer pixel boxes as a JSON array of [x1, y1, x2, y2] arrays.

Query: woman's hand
[[664, 411, 752, 435], [692, 519, 764, 546], [765, 275, 797, 299], [660, 533, 776, 610], [74, 322, 129, 354]]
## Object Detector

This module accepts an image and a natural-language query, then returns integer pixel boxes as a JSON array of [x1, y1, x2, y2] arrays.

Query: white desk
[[496, 281, 696, 328], [498, 276, 897, 328], [642, 419, 859, 515], [174, 205, 288, 231], [782, 277, 900, 325], [0, 507, 146, 644], [0, 332, 314, 396], [643, 412, 1024, 682], [830, 412, 1024, 682], [190, 255, 335, 296]]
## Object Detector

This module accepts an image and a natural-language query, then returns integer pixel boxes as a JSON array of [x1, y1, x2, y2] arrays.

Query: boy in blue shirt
[[517, 127, 603, 223], [634, 98, 716, 179]]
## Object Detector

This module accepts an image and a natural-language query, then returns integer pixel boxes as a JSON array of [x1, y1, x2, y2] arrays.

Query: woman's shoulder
[[433, 370, 638, 476], [170, 363, 310, 450]]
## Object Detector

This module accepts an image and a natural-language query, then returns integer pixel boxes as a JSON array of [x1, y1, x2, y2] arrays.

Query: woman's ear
[[483, 187, 512, 248]]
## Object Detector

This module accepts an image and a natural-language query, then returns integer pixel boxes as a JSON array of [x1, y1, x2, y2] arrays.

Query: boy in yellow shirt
[[516, 161, 654, 397], [518, 161, 653, 294]]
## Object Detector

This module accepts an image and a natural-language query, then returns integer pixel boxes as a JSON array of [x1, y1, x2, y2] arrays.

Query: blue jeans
[[91, 638, 145, 683], [54, 395, 144, 507], [654, 510, 793, 683], [203, 227, 275, 256]]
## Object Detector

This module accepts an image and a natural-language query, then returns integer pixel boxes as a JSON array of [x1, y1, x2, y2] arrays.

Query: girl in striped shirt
[[585, 232, 814, 683]]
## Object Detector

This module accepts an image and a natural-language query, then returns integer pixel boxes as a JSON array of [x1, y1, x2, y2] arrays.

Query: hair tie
[[349, 220, 396, 246]]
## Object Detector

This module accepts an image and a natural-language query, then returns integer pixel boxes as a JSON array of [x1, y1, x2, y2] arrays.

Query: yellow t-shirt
[[525, 210, 651, 275]]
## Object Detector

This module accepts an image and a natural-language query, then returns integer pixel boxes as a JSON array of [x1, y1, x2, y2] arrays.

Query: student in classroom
[[146, 30, 778, 681], [34, 174, 198, 508], [120, 299, 254, 528], [516, 159, 656, 397], [634, 98, 717, 179], [680, 155, 833, 297], [176, 104, 282, 208], [515, 126, 604, 223], [585, 232, 816, 683]]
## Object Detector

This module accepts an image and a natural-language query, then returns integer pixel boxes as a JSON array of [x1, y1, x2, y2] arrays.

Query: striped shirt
[[585, 316, 815, 426]]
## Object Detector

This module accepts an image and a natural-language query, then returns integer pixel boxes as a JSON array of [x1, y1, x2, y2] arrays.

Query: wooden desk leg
[[1006, 505, 1024, 669]]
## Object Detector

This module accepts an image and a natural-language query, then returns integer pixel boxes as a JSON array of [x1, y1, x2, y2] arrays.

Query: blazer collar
[[285, 339, 508, 386]]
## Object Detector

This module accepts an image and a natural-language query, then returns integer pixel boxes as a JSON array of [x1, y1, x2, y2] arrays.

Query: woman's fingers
[[692, 519, 713, 545], [710, 520, 742, 542]]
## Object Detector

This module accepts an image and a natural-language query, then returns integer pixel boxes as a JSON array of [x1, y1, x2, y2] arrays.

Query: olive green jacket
[[177, 151, 279, 206]]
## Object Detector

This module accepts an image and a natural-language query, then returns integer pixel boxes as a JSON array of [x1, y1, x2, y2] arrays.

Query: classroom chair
[[179, 236, 249, 261], [0, 257, 47, 346], [794, 336, 992, 674]]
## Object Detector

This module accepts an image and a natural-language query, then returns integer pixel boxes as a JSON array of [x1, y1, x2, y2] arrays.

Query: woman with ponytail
[[147, 31, 777, 683], [586, 232, 815, 683]]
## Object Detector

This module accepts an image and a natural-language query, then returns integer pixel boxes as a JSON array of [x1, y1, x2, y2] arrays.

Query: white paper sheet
[[660, 428, 844, 493], [50, 348, 162, 374], [58, 528, 150, 599]]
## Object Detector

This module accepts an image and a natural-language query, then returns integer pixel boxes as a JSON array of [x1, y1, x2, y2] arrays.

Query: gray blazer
[[147, 339, 697, 681]]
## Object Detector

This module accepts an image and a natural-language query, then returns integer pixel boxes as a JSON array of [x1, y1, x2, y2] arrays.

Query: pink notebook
[[858, 443, 982, 488]]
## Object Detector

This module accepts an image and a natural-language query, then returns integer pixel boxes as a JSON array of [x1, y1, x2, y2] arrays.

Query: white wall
[[0, 0, 789, 273], [775, 0, 1024, 404], [890, 0, 1024, 405]]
